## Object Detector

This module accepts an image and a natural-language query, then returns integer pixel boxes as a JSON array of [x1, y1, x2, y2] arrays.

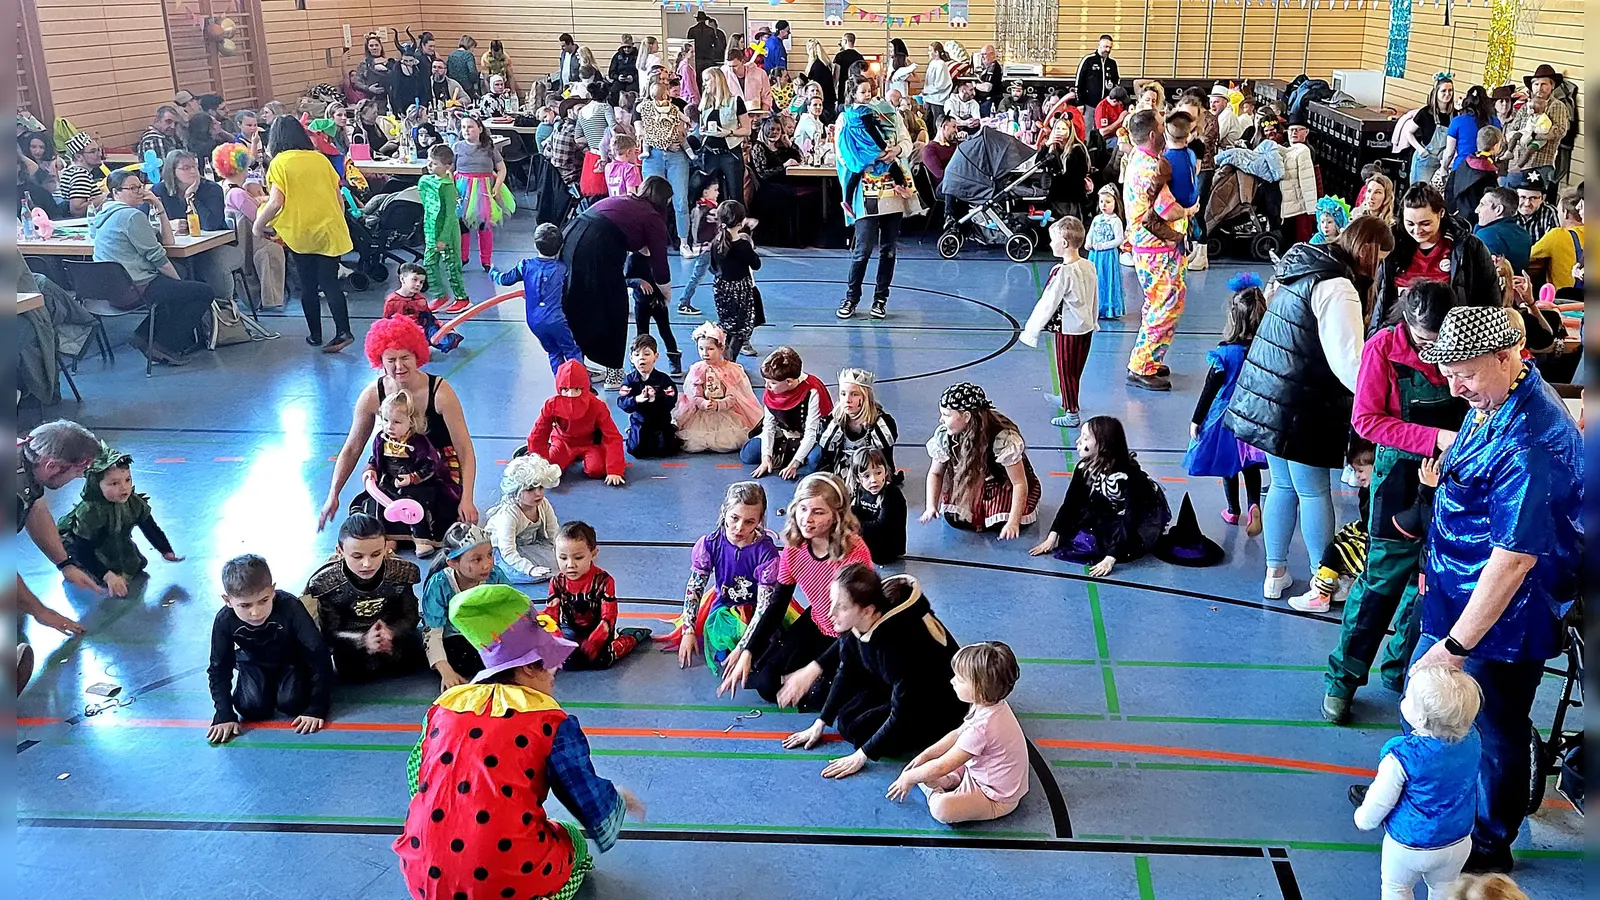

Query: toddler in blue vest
[[1353, 664, 1483, 900]]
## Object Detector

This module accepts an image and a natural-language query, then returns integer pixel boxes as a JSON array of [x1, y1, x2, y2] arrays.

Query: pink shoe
[[1220, 509, 1240, 526]]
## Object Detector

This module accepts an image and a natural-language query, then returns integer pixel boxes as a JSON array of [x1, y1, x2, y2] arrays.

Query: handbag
[[203, 298, 259, 349]]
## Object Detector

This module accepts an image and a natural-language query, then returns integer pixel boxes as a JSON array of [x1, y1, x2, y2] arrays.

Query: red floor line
[[714, 464, 744, 469], [659, 462, 689, 468], [1032, 737, 1376, 778], [151, 458, 187, 464]]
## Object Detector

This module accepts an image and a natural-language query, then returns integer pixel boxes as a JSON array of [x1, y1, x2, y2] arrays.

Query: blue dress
[[1183, 342, 1266, 477], [1087, 213, 1124, 319]]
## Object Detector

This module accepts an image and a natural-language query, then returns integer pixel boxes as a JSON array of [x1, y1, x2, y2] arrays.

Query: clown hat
[[450, 584, 577, 679]]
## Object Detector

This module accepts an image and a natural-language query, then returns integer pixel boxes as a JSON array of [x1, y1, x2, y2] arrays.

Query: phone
[[86, 682, 122, 698]]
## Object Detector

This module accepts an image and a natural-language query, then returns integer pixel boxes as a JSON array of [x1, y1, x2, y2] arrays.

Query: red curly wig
[[363, 316, 432, 368]]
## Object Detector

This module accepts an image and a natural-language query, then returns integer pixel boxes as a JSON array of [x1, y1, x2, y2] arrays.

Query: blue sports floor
[[16, 230, 1583, 899]]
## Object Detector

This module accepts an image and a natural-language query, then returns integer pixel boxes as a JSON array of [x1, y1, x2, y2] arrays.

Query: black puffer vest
[[1222, 243, 1360, 469]]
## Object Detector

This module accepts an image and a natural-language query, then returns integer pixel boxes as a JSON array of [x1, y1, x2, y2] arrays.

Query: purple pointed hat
[[448, 584, 578, 680]]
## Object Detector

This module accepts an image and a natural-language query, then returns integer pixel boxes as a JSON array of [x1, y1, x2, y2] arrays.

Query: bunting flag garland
[[832, 3, 959, 26], [1482, 0, 1519, 86]]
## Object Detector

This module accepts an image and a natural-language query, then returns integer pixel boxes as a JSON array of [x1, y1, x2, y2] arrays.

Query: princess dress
[[457, 172, 516, 229], [674, 361, 764, 453], [1182, 343, 1267, 478], [1087, 212, 1126, 318]]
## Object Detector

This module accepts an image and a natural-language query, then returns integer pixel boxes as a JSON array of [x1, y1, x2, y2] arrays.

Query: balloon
[[219, 17, 236, 38], [30, 208, 54, 240], [219, 38, 239, 57], [364, 480, 425, 525], [428, 287, 524, 343]]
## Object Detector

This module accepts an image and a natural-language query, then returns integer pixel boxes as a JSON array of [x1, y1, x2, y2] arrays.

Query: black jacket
[[1074, 53, 1119, 107], [609, 46, 641, 97], [304, 557, 422, 659], [1447, 163, 1499, 226], [207, 590, 334, 724], [1371, 214, 1499, 336], [1223, 242, 1361, 469], [819, 576, 966, 760], [852, 476, 907, 563]]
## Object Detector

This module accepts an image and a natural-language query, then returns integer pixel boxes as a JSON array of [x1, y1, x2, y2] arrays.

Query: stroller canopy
[[939, 127, 1037, 205]]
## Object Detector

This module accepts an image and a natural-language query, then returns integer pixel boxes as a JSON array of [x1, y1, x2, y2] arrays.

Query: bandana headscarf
[[940, 382, 992, 412]]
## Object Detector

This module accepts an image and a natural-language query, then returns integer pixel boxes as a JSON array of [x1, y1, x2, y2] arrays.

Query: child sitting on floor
[[56, 443, 182, 598], [817, 368, 898, 481], [383, 262, 461, 352], [1029, 415, 1169, 577], [303, 513, 426, 682], [492, 223, 583, 376], [420, 522, 513, 691], [887, 641, 1028, 824], [1289, 439, 1376, 612], [617, 334, 680, 458], [1184, 272, 1268, 534], [1020, 216, 1100, 428], [741, 346, 834, 480], [205, 554, 332, 745], [675, 322, 765, 453], [486, 455, 561, 583], [1354, 665, 1483, 899], [851, 447, 907, 563], [664, 481, 781, 675], [361, 388, 460, 555], [526, 359, 627, 486], [547, 521, 652, 670]]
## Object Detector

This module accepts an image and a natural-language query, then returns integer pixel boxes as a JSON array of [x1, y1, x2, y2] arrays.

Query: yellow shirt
[[1528, 226, 1582, 290], [266, 149, 353, 257]]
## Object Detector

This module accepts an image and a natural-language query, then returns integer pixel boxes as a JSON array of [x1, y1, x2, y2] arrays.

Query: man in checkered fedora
[[1404, 305, 1581, 874]]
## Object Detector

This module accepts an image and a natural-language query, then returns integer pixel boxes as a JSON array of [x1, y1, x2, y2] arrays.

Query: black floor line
[[18, 816, 1282, 859], [18, 739, 40, 753], [1271, 854, 1305, 900], [1026, 739, 1074, 838]]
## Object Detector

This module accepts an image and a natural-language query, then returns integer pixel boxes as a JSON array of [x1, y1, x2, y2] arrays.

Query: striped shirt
[[776, 535, 874, 637], [59, 164, 102, 201]]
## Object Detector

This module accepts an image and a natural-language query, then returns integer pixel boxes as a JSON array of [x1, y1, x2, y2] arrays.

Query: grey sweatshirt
[[92, 201, 169, 286]]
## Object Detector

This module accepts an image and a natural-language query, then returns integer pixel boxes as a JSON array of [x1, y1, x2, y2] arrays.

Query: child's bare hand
[[1436, 429, 1457, 453], [207, 721, 243, 744], [437, 665, 467, 691], [435, 240, 447, 251], [162, 551, 184, 562], [104, 572, 129, 597], [604, 474, 626, 486], [1087, 555, 1117, 578], [717, 650, 752, 697], [780, 461, 802, 480], [886, 772, 917, 802], [33, 606, 85, 636], [394, 473, 414, 487], [782, 720, 825, 750], [365, 621, 394, 654], [1028, 532, 1059, 556], [1190, 422, 1199, 440], [919, 506, 939, 524], [676, 632, 699, 668], [751, 460, 773, 478], [997, 520, 1021, 541], [619, 787, 647, 821], [292, 715, 325, 735], [1418, 456, 1442, 488]]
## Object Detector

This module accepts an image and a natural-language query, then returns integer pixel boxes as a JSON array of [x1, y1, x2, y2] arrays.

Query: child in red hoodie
[[526, 360, 627, 485]]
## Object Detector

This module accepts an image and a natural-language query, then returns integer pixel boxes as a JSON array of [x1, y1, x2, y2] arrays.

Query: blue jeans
[[679, 251, 714, 306], [529, 319, 584, 376], [1263, 454, 1335, 571], [739, 436, 822, 475], [1407, 634, 1545, 857], [642, 148, 692, 239]]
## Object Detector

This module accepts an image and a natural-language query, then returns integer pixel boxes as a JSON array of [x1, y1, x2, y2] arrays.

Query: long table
[[358, 134, 512, 176], [19, 292, 44, 313], [19, 229, 236, 258]]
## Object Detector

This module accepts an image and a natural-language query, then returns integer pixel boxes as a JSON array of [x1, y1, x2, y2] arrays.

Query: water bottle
[[20, 197, 35, 239]]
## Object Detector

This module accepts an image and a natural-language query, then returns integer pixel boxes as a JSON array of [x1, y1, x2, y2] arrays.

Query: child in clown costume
[[395, 584, 645, 900]]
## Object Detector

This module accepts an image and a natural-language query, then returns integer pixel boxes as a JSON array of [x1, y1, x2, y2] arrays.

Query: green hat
[[86, 442, 133, 478], [449, 584, 577, 679]]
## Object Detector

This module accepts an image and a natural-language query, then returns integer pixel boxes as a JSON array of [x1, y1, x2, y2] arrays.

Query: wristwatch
[[55, 555, 77, 571], [1443, 636, 1473, 658]]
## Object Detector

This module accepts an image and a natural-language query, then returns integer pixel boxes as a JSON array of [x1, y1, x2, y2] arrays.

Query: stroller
[[1203, 164, 1283, 263], [1529, 602, 1583, 816], [348, 187, 425, 284], [936, 127, 1051, 262]]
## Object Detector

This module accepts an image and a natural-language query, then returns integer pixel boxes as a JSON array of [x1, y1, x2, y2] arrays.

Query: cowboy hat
[[1417, 306, 1525, 366], [1524, 64, 1565, 87], [1489, 84, 1519, 101]]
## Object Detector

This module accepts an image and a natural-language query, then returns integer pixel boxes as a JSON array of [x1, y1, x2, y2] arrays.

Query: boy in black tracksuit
[[617, 333, 681, 458], [206, 555, 334, 743]]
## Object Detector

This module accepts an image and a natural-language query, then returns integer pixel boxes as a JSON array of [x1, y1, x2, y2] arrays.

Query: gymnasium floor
[[16, 231, 1583, 899]]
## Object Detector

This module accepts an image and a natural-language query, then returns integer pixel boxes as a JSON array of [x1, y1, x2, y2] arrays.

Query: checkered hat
[[64, 131, 96, 158], [940, 382, 992, 412], [1418, 306, 1524, 366]]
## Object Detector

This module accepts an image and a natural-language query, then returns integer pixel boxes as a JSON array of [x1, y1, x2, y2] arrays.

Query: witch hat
[[1153, 493, 1226, 568]]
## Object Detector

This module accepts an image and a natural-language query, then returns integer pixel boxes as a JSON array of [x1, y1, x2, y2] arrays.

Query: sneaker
[[481, 263, 491, 273], [667, 350, 684, 376], [1246, 503, 1263, 537], [322, 332, 355, 354], [1220, 509, 1240, 526], [412, 539, 440, 557], [303, 335, 323, 347], [1262, 569, 1294, 599], [837, 298, 859, 319], [677, 301, 701, 315], [603, 368, 625, 391], [443, 299, 472, 314], [1287, 588, 1331, 613], [870, 299, 888, 319], [1125, 372, 1172, 392], [741, 342, 757, 359], [1322, 694, 1351, 725], [1050, 412, 1081, 428], [1331, 576, 1353, 605]]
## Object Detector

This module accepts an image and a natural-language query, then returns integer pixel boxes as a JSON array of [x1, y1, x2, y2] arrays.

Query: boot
[[667, 350, 684, 377], [1188, 243, 1209, 270]]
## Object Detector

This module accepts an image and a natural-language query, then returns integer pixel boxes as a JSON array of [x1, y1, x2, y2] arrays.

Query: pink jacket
[[1351, 324, 1448, 457]]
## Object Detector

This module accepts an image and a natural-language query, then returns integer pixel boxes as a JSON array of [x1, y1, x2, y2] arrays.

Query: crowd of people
[[14, 21, 1584, 900]]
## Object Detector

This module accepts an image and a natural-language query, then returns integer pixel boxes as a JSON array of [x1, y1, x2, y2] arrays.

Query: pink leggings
[[924, 771, 1021, 824], [460, 227, 494, 266]]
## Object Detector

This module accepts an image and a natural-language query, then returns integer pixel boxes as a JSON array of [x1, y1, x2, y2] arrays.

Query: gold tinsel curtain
[[997, 0, 1058, 63]]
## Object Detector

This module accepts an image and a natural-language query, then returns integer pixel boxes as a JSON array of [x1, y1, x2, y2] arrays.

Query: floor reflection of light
[[214, 405, 325, 582]]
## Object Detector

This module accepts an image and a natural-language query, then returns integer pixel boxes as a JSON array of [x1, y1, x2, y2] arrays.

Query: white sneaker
[[1287, 588, 1331, 613], [1331, 576, 1353, 605], [1263, 569, 1294, 600]]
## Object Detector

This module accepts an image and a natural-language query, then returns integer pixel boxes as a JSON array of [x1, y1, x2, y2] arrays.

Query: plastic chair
[[62, 260, 160, 376]]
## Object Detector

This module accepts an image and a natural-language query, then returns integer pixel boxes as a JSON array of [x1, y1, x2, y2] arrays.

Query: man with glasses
[[139, 106, 182, 161], [59, 132, 108, 217], [90, 169, 214, 366]]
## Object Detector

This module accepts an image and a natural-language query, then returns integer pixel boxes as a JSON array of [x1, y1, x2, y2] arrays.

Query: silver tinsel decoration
[[996, 0, 1058, 62]]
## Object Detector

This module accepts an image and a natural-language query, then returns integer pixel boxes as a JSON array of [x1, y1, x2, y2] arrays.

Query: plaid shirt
[[1507, 99, 1570, 172], [1517, 204, 1560, 244], [137, 128, 176, 162], [543, 120, 586, 184], [547, 716, 626, 851]]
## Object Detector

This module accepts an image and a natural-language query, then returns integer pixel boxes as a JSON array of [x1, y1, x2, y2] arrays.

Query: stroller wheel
[[1005, 233, 1035, 263], [1526, 721, 1548, 815], [1250, 233, 1281, 262], [938, 231, 964, 260], [1205, 238, 1224, 259], [366, 262, 391, 284]]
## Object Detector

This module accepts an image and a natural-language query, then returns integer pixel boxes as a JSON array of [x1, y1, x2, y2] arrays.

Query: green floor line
[[1100, 665, 1121, 716], [1134, 856, 1156, 900], [1087, 584, 1110, 660], [1124, 715, 1395, 730], [438, 324, 514, 380], [1110, 660, 1326, 673], [1046, 760, 1117, 769]]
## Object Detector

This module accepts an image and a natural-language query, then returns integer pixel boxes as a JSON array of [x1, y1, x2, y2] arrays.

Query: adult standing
[[885, 39, 917, 101], [762, 20, 790, 73], [90, 169, 213, 366], [836, 74, 920, 320], [698, 68, 750, 204], [1211, 84, 1244, 149], [352, 34, 393, 112], [254, 116, 356, 353], [722, 47, 771, 117], [1035, 117, 1092, 222], [481, 39, 516, 95], [1440, 85, 1497, 174], [16, 420, 102, 643], [1504, 64, 1571, 188], [1224, 217, 1395, 600], [554, 34, 583, 91], [921, 42, 954, 127], [319, 317, 480, 532], [1370, 183, 1499, 336], [638, 80, 694, 251], [1121, 109, 1192, 391], [446, 35, 481, 99], [782, 568, 967, 780], [832, 33, 865, 109], [803, 40, 837, 114], [1318, 282, 1465, 724], [688, 12, 727, 81], [1074, 35, 1119, 119], [608, 35, 641, 105], [973, 45, 1004, 117], [562, 177, 676, 389], [1394, 75, 1455, 188], [637, 36, 662, 90], [1407, 305, 1581, 875], [390, 39, 430, 113]]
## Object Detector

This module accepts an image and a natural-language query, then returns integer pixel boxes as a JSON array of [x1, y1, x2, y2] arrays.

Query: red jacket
[[527, 360, 627, 477], [1352, 324, 1449, 457]]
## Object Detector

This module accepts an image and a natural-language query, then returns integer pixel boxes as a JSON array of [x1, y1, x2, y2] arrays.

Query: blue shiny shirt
[[1422, 363, 1582, 662]]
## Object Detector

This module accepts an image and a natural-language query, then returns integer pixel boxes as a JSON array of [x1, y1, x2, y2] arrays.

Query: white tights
[[1380, 833, 1472, 900]]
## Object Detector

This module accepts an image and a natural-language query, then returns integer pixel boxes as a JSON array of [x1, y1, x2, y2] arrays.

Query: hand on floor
[[1028, 532, 1060, 557], [821, 749, 868, 779], [291, 715, 325, 735], [33, 606, 85, 636], [997, 520, 1021, 541], [1087, 556, 1117, 578], [103, 573, 129, 598], [717, 651, 752, 698], [62, 565, 106, 596], [162, 551, 184, 562], [676, 633, 699, 669], [207, 721, 243, 744], [620, 787, 648, 821], [783, 719, 826, 750], [886, 771, 918, 802]]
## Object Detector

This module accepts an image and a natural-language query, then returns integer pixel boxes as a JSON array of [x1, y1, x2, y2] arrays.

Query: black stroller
[[348, 187, 425, 284], [1203, 164, 1283, 262], [935, 127, 1051, 262], [1529, 602, 1583, 816]]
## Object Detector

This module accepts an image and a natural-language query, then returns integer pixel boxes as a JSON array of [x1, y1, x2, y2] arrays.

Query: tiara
[[838, 368, 876, 388]]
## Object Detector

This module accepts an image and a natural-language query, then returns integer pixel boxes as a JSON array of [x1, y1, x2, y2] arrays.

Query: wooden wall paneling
[[18, 0, 54, 126], [36, 0, 179, 146]]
